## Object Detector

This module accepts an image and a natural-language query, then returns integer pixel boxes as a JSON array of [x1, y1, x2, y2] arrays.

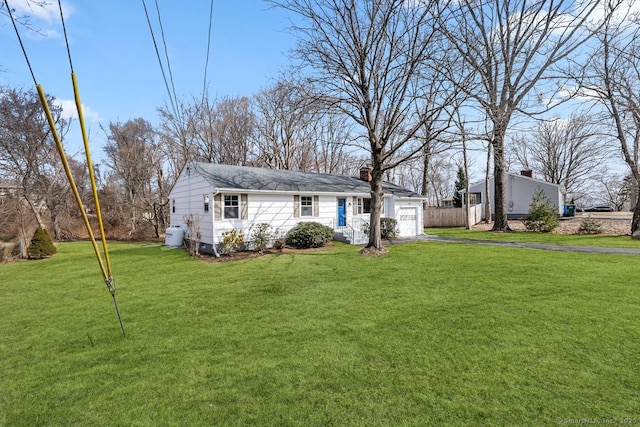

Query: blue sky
[[1, 0, 296, 151]]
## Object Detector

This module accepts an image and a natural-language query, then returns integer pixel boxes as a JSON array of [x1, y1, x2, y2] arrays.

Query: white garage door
[[397, 207, 417, 237]]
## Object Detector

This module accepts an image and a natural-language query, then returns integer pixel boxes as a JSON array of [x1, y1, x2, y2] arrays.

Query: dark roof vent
[[520, 170, 533, 178]]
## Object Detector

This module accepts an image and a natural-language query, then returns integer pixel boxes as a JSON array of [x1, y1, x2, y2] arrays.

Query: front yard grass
[[1, 241, 639, 425]]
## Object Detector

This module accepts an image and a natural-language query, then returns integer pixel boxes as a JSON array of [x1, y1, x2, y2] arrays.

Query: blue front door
[[337, 198, 346, 226]]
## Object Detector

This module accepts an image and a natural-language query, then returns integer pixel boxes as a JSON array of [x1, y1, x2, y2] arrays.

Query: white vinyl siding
[[167, 168, 213, 245]]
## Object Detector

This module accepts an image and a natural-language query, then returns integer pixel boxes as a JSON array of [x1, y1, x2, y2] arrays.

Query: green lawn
[[1, 240, 639, 426]]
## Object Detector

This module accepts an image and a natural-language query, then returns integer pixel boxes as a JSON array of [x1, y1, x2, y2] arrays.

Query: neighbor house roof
[[465, 172, 563, 192], [190, 162, 424, 199]]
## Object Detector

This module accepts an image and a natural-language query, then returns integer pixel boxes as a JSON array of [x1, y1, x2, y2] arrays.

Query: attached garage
[[397, 207, 418, 237]]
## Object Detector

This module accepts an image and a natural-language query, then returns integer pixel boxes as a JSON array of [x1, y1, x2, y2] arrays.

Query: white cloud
[[9, 0, 59, 22], [54, 98, 101, 122], [589, 0, 640, 26], [9, 0, 75, 37]]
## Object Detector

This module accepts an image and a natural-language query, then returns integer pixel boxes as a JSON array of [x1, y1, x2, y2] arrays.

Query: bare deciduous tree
[[311, 111, 357, 175], [188, 95, 255, 166], [441, 0, 604, 231], [509, 114, 610, 202], [103, 118, 168, 237], [0, 86, 70, 254], [596, 174, 632, 212], [157, 98, 197, 182], [580, 1, 640, 236], [270, 0, 456, 253], [253, 77, 318, 171]]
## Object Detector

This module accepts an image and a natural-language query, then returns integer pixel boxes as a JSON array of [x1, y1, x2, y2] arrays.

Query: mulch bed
[[472, 214, 632, 236]]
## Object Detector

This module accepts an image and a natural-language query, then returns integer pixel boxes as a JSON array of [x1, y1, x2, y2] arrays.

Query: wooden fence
[[424, 204, 483, 227]]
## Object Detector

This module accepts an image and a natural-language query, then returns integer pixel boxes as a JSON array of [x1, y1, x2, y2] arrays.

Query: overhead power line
[[3, 0, 37, 85], [153, 0, 179, 113], [141, 0, 179, 121], [203, 0, 215, 102]]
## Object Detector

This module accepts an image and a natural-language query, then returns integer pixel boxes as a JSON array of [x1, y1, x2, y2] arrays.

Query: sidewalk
[[385, 234, 640, 255]]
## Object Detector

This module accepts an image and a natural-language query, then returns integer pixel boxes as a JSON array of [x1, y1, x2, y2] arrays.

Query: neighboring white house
[[440, 197, 455, 208], [167, 162, 427, 253], [463, 171, 564, 220]]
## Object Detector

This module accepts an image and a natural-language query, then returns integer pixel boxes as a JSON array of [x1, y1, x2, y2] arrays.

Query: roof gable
[[467, 172, 562, 192]]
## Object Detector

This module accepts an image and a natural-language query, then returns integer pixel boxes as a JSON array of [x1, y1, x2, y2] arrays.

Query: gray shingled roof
[[190, 162, 424, 198]]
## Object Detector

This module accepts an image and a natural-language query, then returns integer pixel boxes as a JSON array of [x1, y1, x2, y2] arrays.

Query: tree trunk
[[421, 149, 429, 197], [491, 129, 512, 232], [484, 143, 492, 224], [462, 132, 470, 230], [23, 194, 46, 230], [631, 198, 640, 239], [361, 159, 388, 256], [18, 212, 29, 259]]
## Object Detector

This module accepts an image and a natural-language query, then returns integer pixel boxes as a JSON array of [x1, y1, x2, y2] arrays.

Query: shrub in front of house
[[380, 218, 398, 239], [27, 227, 57, 259], [249, 223, 273, 253], [219, 229, 246, 254], [272, 228, 286, 250], [362, 217, 399, 239], [522, 189, 560, 232], [578, 216, 603, 235], [286, 222, 334, 249]]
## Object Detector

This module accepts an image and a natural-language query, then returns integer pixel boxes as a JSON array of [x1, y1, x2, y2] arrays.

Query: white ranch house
[[463, 171, 564, 220], [167, 162, 426, 253]]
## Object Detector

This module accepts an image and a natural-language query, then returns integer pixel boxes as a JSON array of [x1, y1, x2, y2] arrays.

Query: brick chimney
[[359, 166, 372, 182], [520, 170, 533, 178]]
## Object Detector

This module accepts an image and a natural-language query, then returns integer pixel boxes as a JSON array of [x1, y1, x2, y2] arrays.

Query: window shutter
[[214, 194, 222, 221], [241, 194, 248, 220], [293, 195, 300, 218], [313, 195, 319, 217], [352, 196, 358, 215]]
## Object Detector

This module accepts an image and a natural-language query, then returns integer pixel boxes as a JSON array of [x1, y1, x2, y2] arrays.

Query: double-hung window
[[357, 197, 371, 215], [224, 195, 239, 219], [469, 193, 482, 205], [357, 197, 384, 215], [204, 195, 210, 213], [300, 196, 313, 217]]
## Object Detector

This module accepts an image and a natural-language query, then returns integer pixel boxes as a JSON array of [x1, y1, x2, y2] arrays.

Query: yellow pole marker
[[37, 85, 126, 337], [71, 72, 113, 277], [36, 84, 108, 282]]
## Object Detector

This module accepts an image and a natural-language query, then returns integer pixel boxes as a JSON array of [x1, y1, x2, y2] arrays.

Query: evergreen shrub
[[27, 227, 57, 259], [522, 189, 560, 232], [286, 222, 334, 249], [578, 216, 603, 235]]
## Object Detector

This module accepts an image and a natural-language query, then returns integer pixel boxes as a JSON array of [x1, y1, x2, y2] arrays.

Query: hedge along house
[[463, 170, 564, 220], [167, 162, 427, 253]]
